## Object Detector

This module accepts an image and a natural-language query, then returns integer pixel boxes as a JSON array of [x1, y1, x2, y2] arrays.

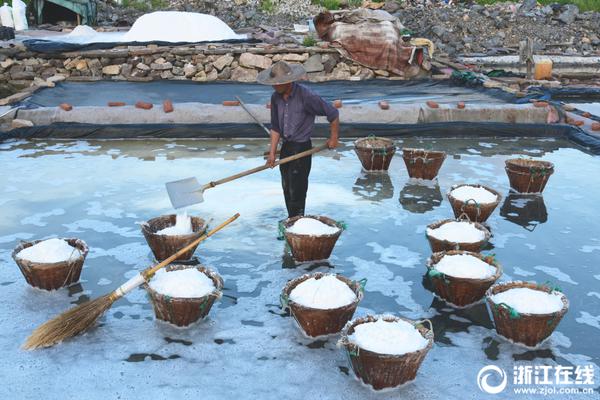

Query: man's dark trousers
[[280, 140, 312, 218]]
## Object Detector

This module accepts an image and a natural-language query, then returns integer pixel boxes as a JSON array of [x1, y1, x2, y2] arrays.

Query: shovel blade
[[165, 177, 205, 209]]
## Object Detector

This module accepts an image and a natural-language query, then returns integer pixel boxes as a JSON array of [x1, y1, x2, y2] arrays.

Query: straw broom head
[[23, 293, 116, 350]]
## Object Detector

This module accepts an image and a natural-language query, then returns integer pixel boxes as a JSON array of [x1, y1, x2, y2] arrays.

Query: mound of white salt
[[450, 186, 498, 204], [427, 221, 486, 243], [157, 213, 193, 236], [149, 268, 215, 298], [434, 254, 496, 279], [16, 238, 81, 264], [349, 318, 429, 356], [289, 275, 356, 309], [286, 217, 340, 236], [122, 12, 246, 43], [490, 287, 564, 314]]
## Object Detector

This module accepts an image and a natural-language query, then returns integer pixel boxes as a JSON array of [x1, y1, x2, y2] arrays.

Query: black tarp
[[4, 122, 600, 154]]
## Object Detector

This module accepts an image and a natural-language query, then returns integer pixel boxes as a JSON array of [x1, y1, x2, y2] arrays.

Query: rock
[[154, 57, 167, 64], [11, 119, 33, 129], [519, 0, 537, 13], [136, 62, 150, 72], [204, 63, 214, 73], [75, 60, 88, 71], [213, 55, 234, 71], [0, 58, 15, 69], [374, 69, 389, 77], [558, 5, 579, 24], [283, 53, 309, 62], [303, 54, 323, 73], [183, 63, 196, 77], [359, 68, 375, 80], [87, 59, 102, 75], [102, 65, 121, 75], [206, 69, 218, 81], [160, 70, 174, 79], [239, 53, 272, 70], [172, 66, 184, 76], [541, 5, 554, 16], [231, 66, 258, 82], [193, 70, 207, 81], [151, 62, 173, 70], [32, 77, 54, 88], [323, 57, 337, 74], [218, 66, 232, 80], [383, 1, 400, 14], [46, 74, 66, 84], [121, 64, 132, 77]]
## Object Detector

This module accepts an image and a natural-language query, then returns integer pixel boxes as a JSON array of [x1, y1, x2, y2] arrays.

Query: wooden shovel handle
[[204, 144, 328, 190], [142, 213, 240, 279]]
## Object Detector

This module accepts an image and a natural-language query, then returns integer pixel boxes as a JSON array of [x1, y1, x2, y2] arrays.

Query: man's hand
[[327, 137, 339, 149], [266, 151, 277, 168]]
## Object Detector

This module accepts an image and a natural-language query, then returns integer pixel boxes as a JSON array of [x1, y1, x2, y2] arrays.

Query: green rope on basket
[[336, 220, 348, 231], [280, 293, 289, 310], [199, 298, 209, 315], [348, 347, 360, 357], [277, 220, 286, 241], [538, 281, 562, 293], [367, 134, 377, 139], [356, 278, 367, 294], [496, 302, 521, 319], [529, 167, 548, 177], [483, 253, 497, 265], [427, 268, 449, 284]]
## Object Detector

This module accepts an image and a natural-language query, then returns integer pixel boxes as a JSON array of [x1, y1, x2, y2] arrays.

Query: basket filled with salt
[[141, 213, 207, 262], [145, 264, 223, 327], [426, 251, 502, 307], [505, 158, 554, 194], [402, 148, 446, 180], [283, 216, 343, 262], [447, 184, 502, 223], [486, 281, 568, 347], [281, 272, 365, 337], [338, 315, 433, 391], [12, 238, 89, 291], [354, 136, 396, 172], [426, 218, 491, 253]]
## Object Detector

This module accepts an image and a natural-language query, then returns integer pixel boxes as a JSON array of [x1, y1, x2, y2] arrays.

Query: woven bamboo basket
[[402, 148, 446, 180], [12, 238, 89, 291], [486, 281, 569, 347], [354, 136, 396, 172], [426, 251, 502, 307], [505, 159, 554, 194], [447, 184, 502, 223], [338, 315, 434, 391], [281, 272, 365, 337], [141, 214, 207, 262], [283, 215, 343, 262], [145, 264, 223, 327], [426, 218, 491, 253]]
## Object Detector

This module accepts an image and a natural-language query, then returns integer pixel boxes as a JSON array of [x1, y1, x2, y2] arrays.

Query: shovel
[[166, 143, 329, 209]]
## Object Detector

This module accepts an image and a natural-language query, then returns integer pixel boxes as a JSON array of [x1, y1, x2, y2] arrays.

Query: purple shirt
[[270, 83, 339, 143]]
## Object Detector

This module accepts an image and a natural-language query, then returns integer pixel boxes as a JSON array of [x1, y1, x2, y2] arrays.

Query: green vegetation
[[302, 35, 317, 47], [311, 0, 341, 10], [475, 0, 600, 12], [348, 0, 362, 7], [259, 0, 274, 13]]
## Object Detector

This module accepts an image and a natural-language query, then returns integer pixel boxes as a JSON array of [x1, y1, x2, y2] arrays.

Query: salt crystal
[[286, 217, 340, 236], [16, 238, 81, 263], [450, 186, 498, 204], [434, 254, 496, 279], [490, 287, 564, 314], [348, 318, 429, 356], [289, 275, 356, 309], [157, 212, 193, 236], [427, 221, 485, 243], [148, 268, 215, 298]]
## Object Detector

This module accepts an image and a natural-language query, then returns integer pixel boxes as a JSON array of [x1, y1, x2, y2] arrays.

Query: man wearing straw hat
[[258, 61, 340, 218]]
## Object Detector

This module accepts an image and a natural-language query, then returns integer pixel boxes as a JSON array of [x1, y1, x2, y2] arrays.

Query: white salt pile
[[289, 275, 356, 309], [149, 268, 215, 298], [286, 217, 340, 236], [122, 12, 246, 43], [427, 221, 485, 243], [16, 238, 80, 263], [491, 287, 564, 314], [434, 254, 496, 279], [157, 213, 193, 236], [348, 318, 429, 356], [450, 186, 498, 204]]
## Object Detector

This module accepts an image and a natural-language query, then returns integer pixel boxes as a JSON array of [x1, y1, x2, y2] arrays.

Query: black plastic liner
[[4, 122, 600, 154], [22, 38, 258, 54], [24, 80, 513, 108]]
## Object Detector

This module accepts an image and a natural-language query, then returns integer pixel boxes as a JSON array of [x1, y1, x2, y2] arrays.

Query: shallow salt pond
[[0, 137, 599, 399]]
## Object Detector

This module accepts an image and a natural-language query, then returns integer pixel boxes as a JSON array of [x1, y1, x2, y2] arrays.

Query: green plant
[[348, 0, 362, 7], [322, 0, 340, 10], [303, 35, 317, 47], [260, 0, 274, 13]]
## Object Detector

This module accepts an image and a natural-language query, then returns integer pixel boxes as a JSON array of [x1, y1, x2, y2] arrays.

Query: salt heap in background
[[16, 238, 80, 263], [491, 287, 564, 314], [287, 218, 340, 236], [349, 318, 428, 356], [149, 268, 215, 298], [289, 275, 356, 309], [434, 254, 496, 279]]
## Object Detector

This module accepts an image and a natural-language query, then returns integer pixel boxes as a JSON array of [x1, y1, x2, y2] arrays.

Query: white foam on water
[[575, 312, 600, 330], [20, 209, 66, 227], [0, 232, 34, 244], [492, 232, 527, 249], [513, 267, 536, 277], [86, 201, 125, 219], [533, 266, 578, 285], [579, 245, 600, 253], [366, 242, 420, 268], [587, 292, 600, 300], [289, 275, 356, 309], [490, 287, 564, 314], [348, 318, 429, 356], [63, 219, 140, 238]]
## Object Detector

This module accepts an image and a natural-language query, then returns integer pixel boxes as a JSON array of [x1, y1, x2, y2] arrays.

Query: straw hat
[[257, 61, 306, 85]]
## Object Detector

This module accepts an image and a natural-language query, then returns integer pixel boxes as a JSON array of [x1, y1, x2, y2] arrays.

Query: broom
[[23, 213, 240, 350]]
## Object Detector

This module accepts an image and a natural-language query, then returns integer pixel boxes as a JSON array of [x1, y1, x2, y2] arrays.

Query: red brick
[[59, 103, 72, 111], [135, 101, 153, 110], [163, 99, 174, 113]]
